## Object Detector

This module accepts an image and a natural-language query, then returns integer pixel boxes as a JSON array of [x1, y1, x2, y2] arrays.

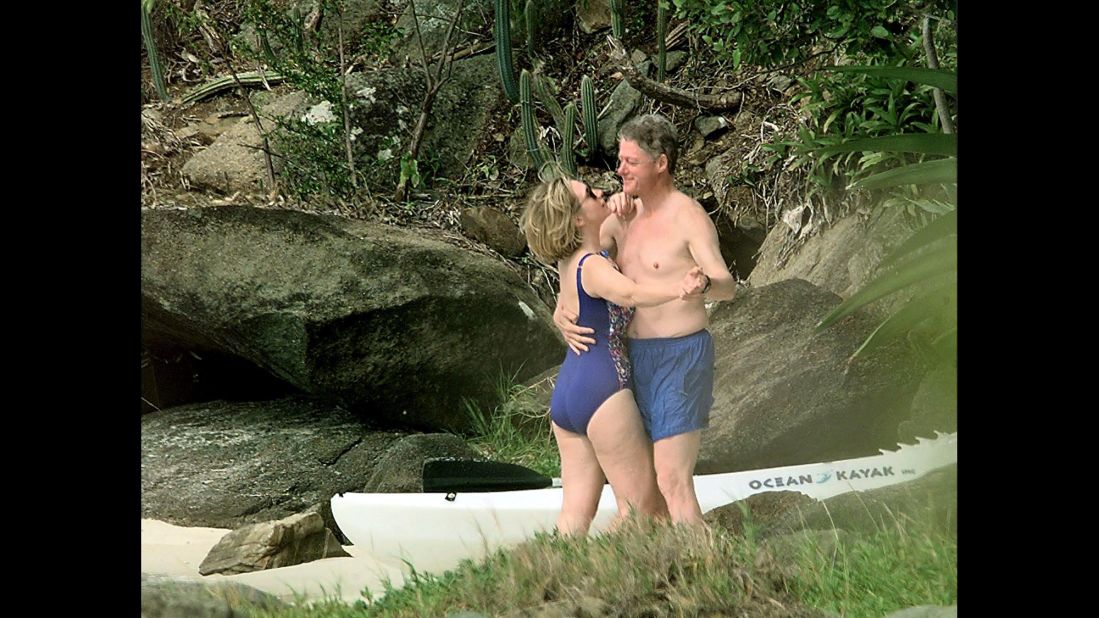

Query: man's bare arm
[[554, 297, 596, 354], [683, 204, 737, 302]]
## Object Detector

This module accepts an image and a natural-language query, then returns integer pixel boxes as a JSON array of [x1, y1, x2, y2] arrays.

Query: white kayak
[[331, 432, 956, 573]]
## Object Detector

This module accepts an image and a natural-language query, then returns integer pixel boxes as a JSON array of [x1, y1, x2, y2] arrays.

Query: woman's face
[[570, 180, 608, 229]]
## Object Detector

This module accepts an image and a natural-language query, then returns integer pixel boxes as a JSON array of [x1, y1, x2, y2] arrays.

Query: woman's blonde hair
[[520, 176, 582, 264]]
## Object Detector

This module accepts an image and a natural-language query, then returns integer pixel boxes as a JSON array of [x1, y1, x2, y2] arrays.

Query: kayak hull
[[331, 432, 956, 572]]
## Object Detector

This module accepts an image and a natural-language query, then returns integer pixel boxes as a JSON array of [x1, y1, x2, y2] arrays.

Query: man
[[555, 113, 737, 524]]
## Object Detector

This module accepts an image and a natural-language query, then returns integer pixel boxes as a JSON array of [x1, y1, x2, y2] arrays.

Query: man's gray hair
[[618, 113, 679, 174]]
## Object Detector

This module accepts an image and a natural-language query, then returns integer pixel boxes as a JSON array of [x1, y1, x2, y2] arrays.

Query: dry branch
[[605, 36, 742, 112]]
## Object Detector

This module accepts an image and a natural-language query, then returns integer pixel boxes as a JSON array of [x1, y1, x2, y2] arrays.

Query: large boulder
[[141, 206, 563, 431], [749, 206, 916, 303], [698, 279, 923, 474], [899, 365, 957, 443], [363, 433, 479, 492], [141, 397, 403, 528]]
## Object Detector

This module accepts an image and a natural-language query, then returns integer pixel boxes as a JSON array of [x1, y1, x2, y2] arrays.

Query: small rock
[[768, 74, 795, 93], [198, 512, 349, 575], [664, 50, 688, 73], [695, 116, 731, 139], [577, 0, 612, 34], [460, 207, 527, 258]]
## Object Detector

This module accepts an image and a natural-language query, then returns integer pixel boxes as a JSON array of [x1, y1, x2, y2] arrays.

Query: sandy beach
[[141, 518, 408, 605]]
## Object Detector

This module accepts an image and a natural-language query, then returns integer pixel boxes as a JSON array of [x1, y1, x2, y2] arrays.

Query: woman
[[520, 175, 706, 535]]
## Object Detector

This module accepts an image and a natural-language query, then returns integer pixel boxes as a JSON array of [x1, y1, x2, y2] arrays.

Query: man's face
[[616, 139, 663, 196]]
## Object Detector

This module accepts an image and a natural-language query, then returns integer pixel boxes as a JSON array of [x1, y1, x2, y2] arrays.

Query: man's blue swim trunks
[[550, 252, 634, 436], [628, 329, 715, 441]]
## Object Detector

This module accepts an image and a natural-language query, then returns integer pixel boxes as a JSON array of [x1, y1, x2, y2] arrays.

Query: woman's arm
[[582, 256, 703, 308]]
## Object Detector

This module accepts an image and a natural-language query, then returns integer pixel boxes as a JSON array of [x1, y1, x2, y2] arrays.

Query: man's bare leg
[[652, 431, 704, 525]]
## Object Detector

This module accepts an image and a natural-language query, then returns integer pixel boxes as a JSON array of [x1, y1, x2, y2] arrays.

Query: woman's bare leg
[[586, 389, 667, 525], [552, 421, 606, 536]]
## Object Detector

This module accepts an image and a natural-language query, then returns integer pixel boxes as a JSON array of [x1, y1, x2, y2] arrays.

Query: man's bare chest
[[617, 218, 689, 279]]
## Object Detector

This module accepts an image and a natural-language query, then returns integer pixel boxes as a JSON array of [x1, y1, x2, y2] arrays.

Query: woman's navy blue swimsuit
[[550, 252, 634, 435]]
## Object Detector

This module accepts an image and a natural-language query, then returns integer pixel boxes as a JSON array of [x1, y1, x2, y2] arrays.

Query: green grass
[[782, 513, 957, 617], [243, 510, 955, 617], [240, 373, 954, 617], [462, 370, 561, 479]]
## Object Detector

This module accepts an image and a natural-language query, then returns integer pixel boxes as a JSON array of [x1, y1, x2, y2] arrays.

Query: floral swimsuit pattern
[[601, 250, 635, 390]]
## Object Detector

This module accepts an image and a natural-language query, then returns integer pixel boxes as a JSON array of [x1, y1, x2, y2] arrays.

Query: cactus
[[141, 2, 169, 102], [525, 0, 536, 61], [495, 0, 518, 102], [291, 6, 304, 54], [611, 0, 624, 39], [561, 102, 578, 177], [581, 75, 598, 156], [534, 73, 566, 139], [259, 27, 277, 66], [657, 0, 667, 82], [520, 69, 549, 170]]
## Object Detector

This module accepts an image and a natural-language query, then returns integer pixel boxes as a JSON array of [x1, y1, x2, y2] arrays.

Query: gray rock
[[343, 54, 503, 185], [198, 512, 350, 575], [461, 206, 527, 257], [703, 491, 816, 536], [388, 0, 490, 65], [748, 206, 917, 304], [390, 1, 573, 67], [899, 365, 956, 442], [733, 109, 760, 133], [181, 91, 307, 194], [182, 54, 501, 195], [364, 433, 479, 492], [234, 1, 385, 61], [198, 114, 242, 141], [664, 50, 688, 73], [768, 74, 795, 93], [695, 115, 731, 138], [141, 397, 402, 528], [140, 573, 287, 618], [141, 206, 563, 431], [597, 80, 643, 153], [578, 0, 611, 34], [507, 124, 533, 170], [698, 280, 922, 473]]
